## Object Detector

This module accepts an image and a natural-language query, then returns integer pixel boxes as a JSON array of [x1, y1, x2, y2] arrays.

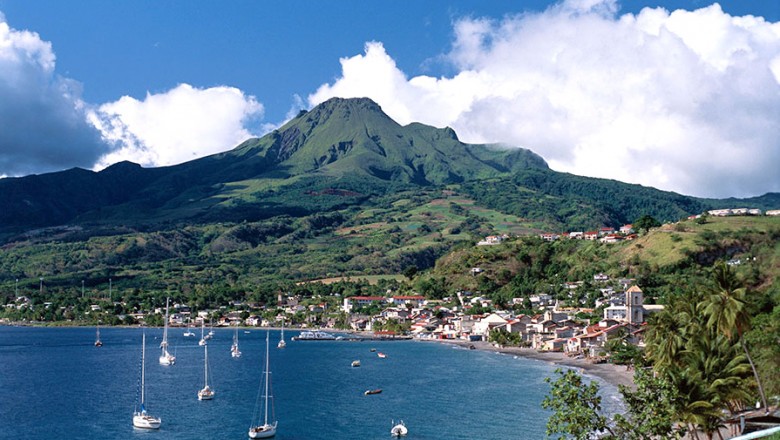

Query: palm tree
[[702, 262, 768, 412], [645, 309, 685, 372]]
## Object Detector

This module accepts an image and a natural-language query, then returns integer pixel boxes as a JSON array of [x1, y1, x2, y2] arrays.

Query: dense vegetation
[[544, 262, 780, 439]]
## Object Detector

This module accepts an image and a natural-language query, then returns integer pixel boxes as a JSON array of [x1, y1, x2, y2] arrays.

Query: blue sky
[[0, 0, 778, 198]]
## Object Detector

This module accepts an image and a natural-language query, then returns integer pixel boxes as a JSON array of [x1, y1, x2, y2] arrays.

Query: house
[[708, 209, 732, 216], [600, 234, 624, 243], [540, 337, 567, 351], [554, 326, 575, 339], [391, 295, 425, 308], [505, 315, 532, 334], [529, 293, 553, 306], [472, 313, 509, 339], [342, 296, 385, 313], [381, 307, 410, 321], [477, 234, 507, 246], [593, 273, 609, 282], [584, 231, 598, 240], [567, 323, 627, 355], [604, 305, 627, 321], [527, 319, 558, 338], [569, 231, 584, 239], [598, 227, 615, 236], [619, 224, 634, 234], [543, 309, 569, 323], [540, 233, 560, 241]]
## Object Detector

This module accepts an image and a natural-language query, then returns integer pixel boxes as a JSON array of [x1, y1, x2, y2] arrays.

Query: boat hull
[[133, 413, 161, 429], [198, 387, 214, 400], [248, 423, 277, 438], [391, 425, 408, 437]]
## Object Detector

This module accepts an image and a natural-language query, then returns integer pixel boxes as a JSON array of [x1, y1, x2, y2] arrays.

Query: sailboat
[[231, 322, 242, 358], [183, 325, 195, 337], [197, 343, 215, 400], [94, 324, 103, 347], [248, 332, 277, 438], [159, 298, 176, 366], [277, 323, 286, 349], [133, 330, 161, 429], [390, 420, 408, 437]]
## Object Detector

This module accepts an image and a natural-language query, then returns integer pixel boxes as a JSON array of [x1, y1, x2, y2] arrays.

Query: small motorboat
[[377, 352, 387, 358], [370, 348, 377, 352], [391, 420, 408, 437], [364, 389, 382, 395], [351, 360, 361, 367]]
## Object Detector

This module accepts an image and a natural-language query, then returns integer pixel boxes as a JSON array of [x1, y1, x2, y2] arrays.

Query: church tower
[[625, 285, 644, 325]]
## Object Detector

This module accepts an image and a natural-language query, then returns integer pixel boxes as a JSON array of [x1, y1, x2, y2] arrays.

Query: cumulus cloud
[[0, 14, 265, 176], [91, 84, 264, 169], [0, 15, 106, 176], [309, 1, 780, 198]]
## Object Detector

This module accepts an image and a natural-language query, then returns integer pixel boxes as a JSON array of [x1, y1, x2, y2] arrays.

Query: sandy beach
[[422, 338, 636, 389]]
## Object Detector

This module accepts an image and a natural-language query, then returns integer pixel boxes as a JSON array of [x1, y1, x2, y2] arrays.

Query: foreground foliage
[[546, 264, 778, 440], [543, 368, 682, 440]]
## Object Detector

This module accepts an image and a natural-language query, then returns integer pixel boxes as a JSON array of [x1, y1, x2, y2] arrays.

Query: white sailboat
[[134, 330, 161, 429], [390, 420, 408, 437], [159, 298, 175, 366], [183, 325, 195, 337], [248, 332, 277, 439], [94, 324, 103, 347], [197, 343, 215, 400], [231, 323, 242, 358], [277, 323, 286, 349]]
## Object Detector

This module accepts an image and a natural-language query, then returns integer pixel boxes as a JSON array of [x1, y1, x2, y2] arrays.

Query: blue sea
[[0, 326, 622, 439]]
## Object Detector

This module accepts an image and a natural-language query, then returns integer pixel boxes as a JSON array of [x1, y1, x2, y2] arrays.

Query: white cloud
[[308, 1, 780, 198], [91, 83, 263, 169], [0, 16, 106, 176], [0, 14, 266, 176]]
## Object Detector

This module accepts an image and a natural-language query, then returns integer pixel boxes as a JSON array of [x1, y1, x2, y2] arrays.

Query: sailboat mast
[[264, 331, 270, 425], [162, 298, 170, 348], [204, 344, 209, 387], [141, 331, 146, 406]]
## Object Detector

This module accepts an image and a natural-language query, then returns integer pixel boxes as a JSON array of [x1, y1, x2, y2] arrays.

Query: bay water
[[0, 326, 621, 439]]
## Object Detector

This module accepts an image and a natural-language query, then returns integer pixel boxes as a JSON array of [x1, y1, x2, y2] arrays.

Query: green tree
[[542, 369, 614, 440], [402, 265, 418, 281], [613, 368, 684, 440], [633, 214, 661, 233], [702, 262, 768, 412]]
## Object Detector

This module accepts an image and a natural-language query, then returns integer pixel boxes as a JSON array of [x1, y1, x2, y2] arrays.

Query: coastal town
[[2, 257, 660, 369]]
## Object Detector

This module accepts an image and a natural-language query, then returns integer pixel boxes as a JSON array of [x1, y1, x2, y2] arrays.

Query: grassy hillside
[[418, 215, 780, 304], [0, 187, 545, 298]]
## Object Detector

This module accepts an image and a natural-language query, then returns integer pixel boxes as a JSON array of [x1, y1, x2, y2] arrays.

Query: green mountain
[[0, 97, 547, 236]]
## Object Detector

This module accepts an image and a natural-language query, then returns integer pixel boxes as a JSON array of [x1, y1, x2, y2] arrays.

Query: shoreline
[[421, 338, 635, 389]]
